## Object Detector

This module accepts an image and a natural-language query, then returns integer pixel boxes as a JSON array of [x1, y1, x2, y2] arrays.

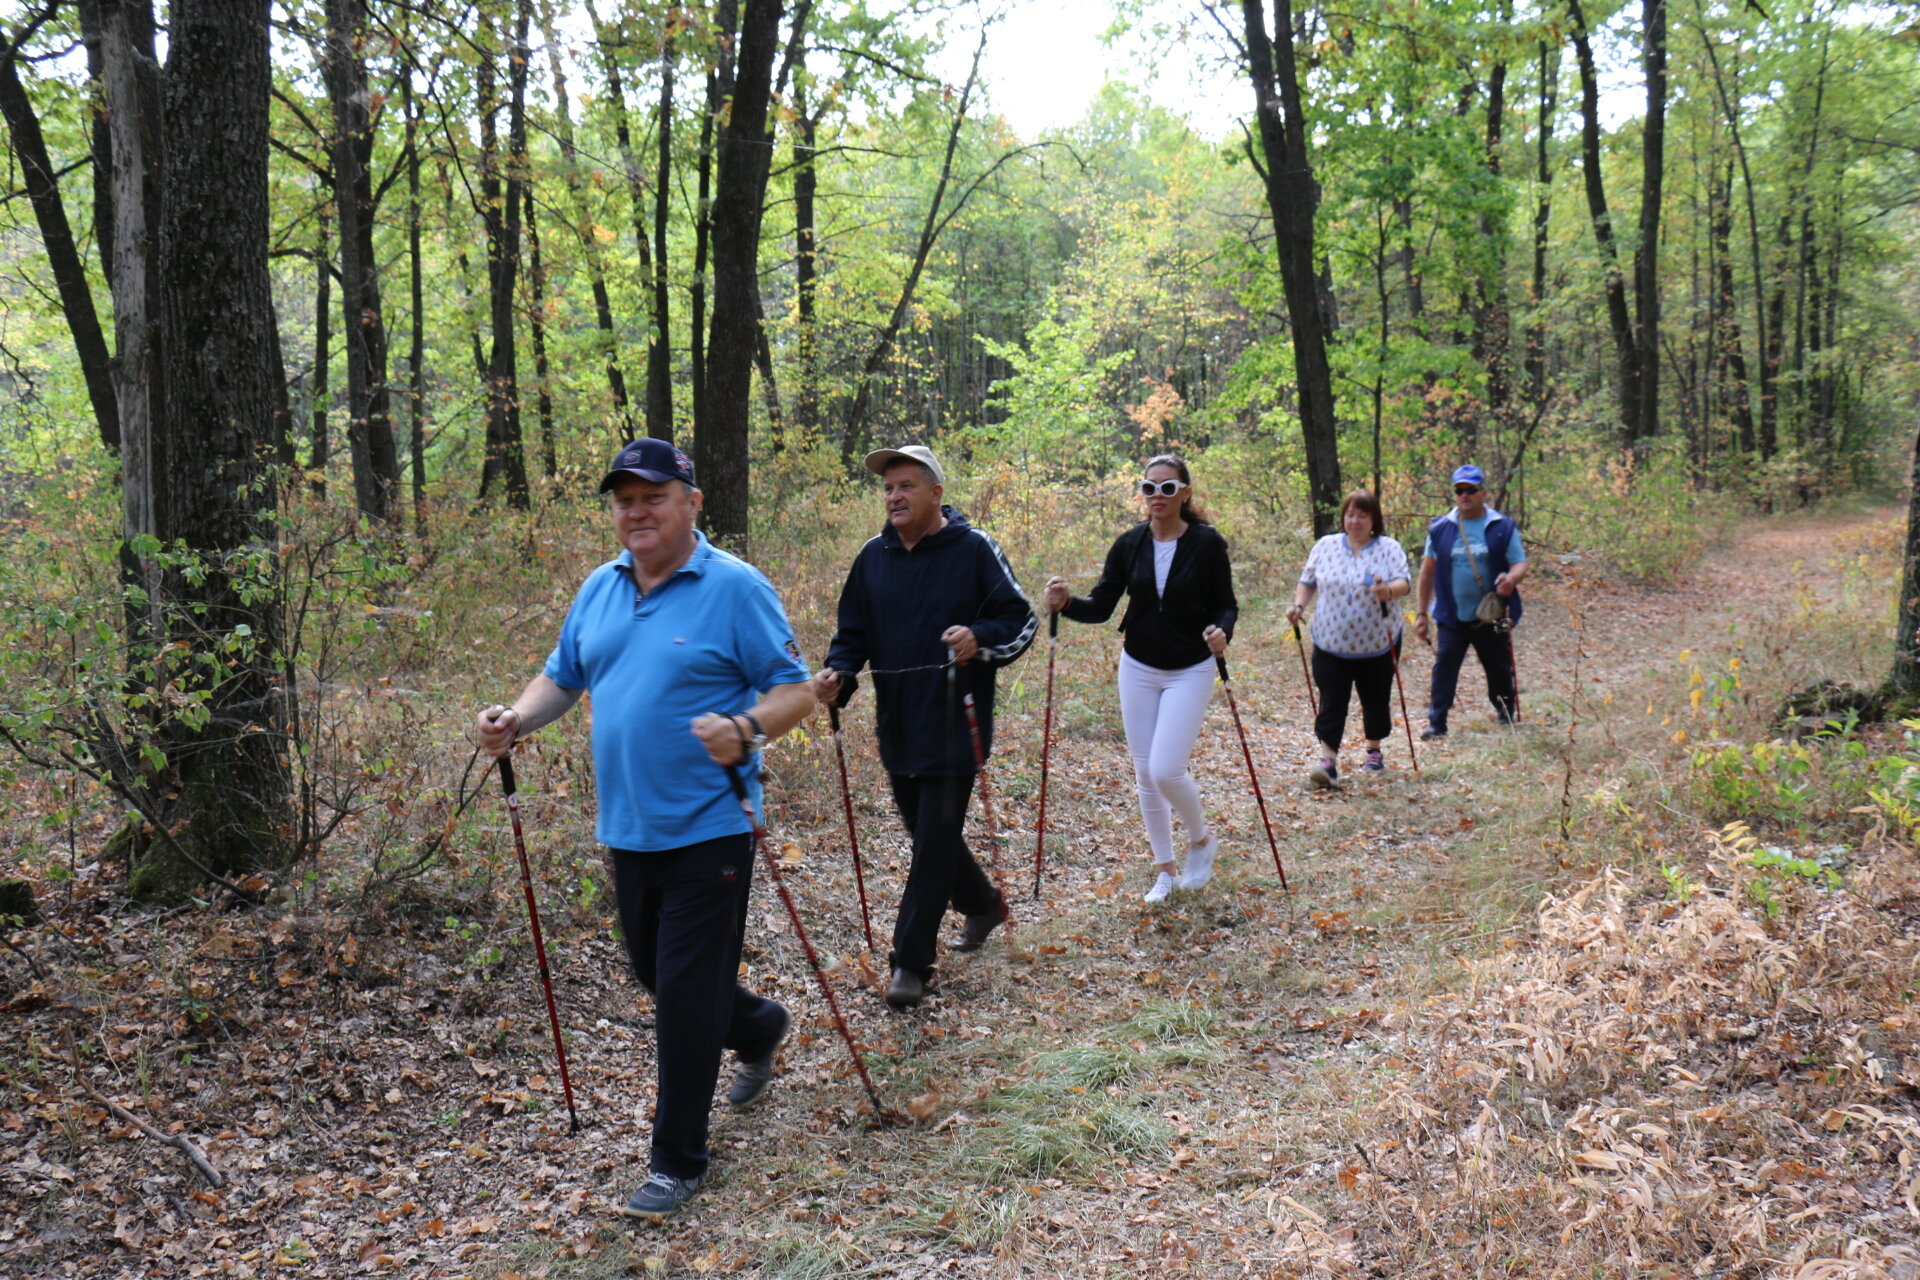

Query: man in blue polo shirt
[[1413, 464, 1528, 739], [474, 439, 815, 1222]]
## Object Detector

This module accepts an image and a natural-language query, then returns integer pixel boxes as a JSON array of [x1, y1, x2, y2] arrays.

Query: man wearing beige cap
[[813, 444, 1036, 1008]]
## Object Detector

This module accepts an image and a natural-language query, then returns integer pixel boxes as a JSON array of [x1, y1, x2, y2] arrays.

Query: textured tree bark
[[322, 0, 399, 522], [1709, 161, 1756, 454], [1893, 425, 1920, 700], [523, 186, 557, 480], [691, 0, 740, 448], [1469, 42, 1512, 458], [0, 14, 121, 453], [649, 14, 677, 439], [698, 0, 780, 548], [1629, 0, 1668, 447], [310, 203, 332, 480], [792, 79, 822, 439], [1524, 40, 1557, 408], [98, 0, 165, 638], [127, 0, 289, 901], [1241, 0, 1342, 536], [476, 0, 531, 509], [401, 64, 428, 532], [1569, 0, 1641, 443]]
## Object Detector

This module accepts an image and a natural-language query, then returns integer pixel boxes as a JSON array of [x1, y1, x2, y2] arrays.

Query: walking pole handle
[[1214, 654, 1230, 682], [499, 754, 517, 795], [1050, 610, 1059, 640]]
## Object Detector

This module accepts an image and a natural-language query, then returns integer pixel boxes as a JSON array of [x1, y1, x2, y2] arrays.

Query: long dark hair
[[1143, 453, 1211, 524]]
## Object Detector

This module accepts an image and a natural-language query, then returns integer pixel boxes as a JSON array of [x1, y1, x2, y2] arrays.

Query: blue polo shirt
[[543, 533, 809, 852]]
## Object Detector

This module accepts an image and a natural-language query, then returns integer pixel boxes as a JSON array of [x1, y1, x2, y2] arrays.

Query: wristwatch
[[734, 711, 768, 752]]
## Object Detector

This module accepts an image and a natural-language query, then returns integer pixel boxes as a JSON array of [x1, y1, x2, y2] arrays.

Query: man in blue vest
[[474, 439, 816, 1222], [1412, 464, 1528, 740]]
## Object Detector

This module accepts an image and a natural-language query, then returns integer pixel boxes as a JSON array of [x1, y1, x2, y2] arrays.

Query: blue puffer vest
[[1428, 508, 1524, 627]]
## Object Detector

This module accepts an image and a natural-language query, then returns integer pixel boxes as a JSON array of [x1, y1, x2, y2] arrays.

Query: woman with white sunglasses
[[1044, 455, 1237, 903]]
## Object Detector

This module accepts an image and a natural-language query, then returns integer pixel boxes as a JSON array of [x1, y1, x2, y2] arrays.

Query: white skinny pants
[[1116, 651, 1215, 863]]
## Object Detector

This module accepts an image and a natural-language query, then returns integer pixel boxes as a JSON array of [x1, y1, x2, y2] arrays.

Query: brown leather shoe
[[950, 897, 1008, 952], [885, 967, 925, 1009]]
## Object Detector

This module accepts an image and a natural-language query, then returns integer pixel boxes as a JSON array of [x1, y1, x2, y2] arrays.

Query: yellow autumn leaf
[[1690, 688, 1703, 710], [1672, 729, 1688, 745]]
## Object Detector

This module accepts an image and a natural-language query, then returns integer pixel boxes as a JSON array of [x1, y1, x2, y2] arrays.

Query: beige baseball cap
[[863, 444, 944, 484]]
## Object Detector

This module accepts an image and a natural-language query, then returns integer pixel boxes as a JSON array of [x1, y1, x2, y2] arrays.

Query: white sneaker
[[1178, 835, 1218, 890], [1143, 872, 1176, 904]]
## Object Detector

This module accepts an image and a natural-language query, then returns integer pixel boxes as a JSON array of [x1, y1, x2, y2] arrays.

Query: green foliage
[[1868, 719, 1920, 846], [964, 311, 1135, 482]]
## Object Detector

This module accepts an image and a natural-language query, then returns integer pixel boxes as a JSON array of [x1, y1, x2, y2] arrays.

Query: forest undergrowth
[[1, 477, 1916, 1279]]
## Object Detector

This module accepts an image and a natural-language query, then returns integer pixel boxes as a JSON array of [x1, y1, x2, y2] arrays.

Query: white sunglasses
[[1138, 479, 1189, 497]]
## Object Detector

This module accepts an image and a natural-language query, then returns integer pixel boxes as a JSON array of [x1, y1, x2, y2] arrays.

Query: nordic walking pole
[[721, 763, 889, 1120], [496, 756, 581, 1132], [1381, 599, 1420, 775], [955, 655, 1015, 938], [826, 694, 876, 953], [1032, 611, 1059, 901], [1214, 654, 1290, 893], [1503, 612, 1522, 724], [1290, 620, 1319, 718]]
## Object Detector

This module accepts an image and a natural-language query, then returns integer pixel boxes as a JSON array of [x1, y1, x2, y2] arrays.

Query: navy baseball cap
[[1451, 464, 1486, 488], [600, 438, 696, 492]]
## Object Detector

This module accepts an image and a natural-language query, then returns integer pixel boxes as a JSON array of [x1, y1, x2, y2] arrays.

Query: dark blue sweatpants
[[1426, 623, 1517, 732]]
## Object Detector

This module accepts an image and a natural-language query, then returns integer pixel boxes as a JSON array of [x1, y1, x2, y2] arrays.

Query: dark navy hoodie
[[824, 506, 1037, 776]]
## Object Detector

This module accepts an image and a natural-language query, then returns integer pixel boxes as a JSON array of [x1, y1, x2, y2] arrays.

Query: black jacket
[[825, 507, 1037, 776], [1063, 521, 1238, 669]]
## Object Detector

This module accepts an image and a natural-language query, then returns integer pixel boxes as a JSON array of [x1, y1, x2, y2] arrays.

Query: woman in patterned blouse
[[1287, 491, 1412, 788]]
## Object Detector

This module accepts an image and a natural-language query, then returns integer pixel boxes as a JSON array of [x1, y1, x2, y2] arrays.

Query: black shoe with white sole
[[726, 1005, 790, 1109]]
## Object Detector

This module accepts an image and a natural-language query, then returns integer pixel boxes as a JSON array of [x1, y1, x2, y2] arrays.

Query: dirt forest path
[[5, 505, 1909, 1280]]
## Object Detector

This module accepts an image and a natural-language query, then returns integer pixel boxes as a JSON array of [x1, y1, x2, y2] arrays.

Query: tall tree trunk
[[129, 0, 289, 900], [1568, 0, 1641, 442], [1892, 424, 1920, 699], [540, 2, 631, 438], [1242, 0, 1342, 535], [1469, 37, 1511, 460], [698, 0, 778, 548], [1629, 0, 1667, 446], [1709, 160, 1755, 453], [322, 0, 399, 522], [476, 0, 531, 508], [523, 186, 557, 480], [0, 13, 122, 453], [98, 0, 165, 639], [1694, 13, 1774, 459], [402, 62, 427, 532], [792, 81, 822, 438], [649, 13, 677, 437], [310, 203, 332, 480], [692, 2, 740, 448], [1524, 40, 1558, 407]]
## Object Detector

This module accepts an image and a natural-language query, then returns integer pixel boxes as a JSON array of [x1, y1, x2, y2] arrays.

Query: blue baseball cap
[[600, 438, 696, 492], [1451, 464, 1486, 488]]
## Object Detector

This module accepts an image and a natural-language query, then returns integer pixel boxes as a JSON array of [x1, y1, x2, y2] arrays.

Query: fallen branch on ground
[[62, 1028, 225, 1189]]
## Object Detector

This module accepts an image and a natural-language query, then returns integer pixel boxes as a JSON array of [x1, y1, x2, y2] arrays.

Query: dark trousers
[[1312, 648, 1396, 750], [1427, 622, 1517, 731], [610, 833, 788, 1181], [886, 772, 1000, 981]]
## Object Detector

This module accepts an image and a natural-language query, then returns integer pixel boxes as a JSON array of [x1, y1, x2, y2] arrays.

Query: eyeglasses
[[1454, 485, 1482, 495], [1139, 479, 1189, 497]]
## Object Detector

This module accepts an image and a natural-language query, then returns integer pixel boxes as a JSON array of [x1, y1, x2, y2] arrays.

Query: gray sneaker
[[622, 1171, 702, 1221], [726, 1005, 790, 1108]]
